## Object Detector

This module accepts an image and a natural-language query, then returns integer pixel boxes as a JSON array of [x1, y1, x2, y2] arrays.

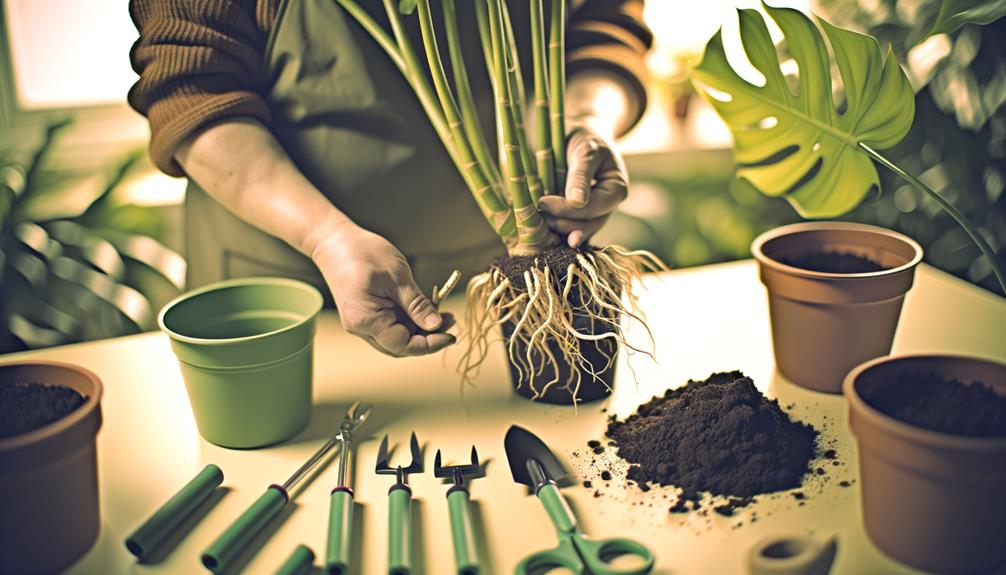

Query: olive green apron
[[184, 0, 549, 295]]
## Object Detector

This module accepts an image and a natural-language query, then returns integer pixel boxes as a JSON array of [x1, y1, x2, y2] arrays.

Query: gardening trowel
[[504, 425, 655, 575]]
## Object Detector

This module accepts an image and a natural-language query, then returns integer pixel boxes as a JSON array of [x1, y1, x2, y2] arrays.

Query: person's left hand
[[537, 126, 628, 248]]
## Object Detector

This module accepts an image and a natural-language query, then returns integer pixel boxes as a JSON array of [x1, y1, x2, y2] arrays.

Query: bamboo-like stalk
[[549, 0, 567, 192], [474, 1, 507, 178], [442, 0, 503, 190], [416, 0, 513, 235], [502, 18, 543, 204], [374, 0, 515, 240], [335, 0, 406, 73], [501, 5, 543, 204], [339, 0, 502, 232], [486, 0, 551, 250], [529, 0, 555, 197]]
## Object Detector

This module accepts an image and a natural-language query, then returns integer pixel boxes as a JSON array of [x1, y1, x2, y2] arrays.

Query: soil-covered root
[[459, 244, 665, 402]]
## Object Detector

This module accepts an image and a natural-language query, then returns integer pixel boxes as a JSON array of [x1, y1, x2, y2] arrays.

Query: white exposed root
[[458, 245, 663, 404]]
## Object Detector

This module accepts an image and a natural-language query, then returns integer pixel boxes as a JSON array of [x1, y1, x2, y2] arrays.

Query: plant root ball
[[458, 244, 665, 402]]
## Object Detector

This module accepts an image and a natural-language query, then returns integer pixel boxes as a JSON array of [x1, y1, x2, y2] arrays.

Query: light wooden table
[[4, 260, 1005, 575]]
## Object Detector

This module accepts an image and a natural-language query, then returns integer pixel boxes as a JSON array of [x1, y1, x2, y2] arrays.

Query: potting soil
[[781, 251, 885, 273], [0, 381, 85, 439], [498, 244, 588, 290], [606, 371, 819, 498], [861, 373, 1006, 437]]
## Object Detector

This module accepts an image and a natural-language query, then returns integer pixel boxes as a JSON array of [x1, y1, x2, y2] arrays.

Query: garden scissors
[[504, 425, 655, 575]]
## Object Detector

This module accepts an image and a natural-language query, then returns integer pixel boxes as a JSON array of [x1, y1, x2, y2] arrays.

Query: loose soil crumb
[[712, 497, 754, 517], [780, 251, 886, 273], [606, 371, 819, 498], [600, 470, 612, 481], [583, 481, 592, 488], [498, 245, 589, 290], [860, 373, 1006, 437], [0, 381, 85, 438]]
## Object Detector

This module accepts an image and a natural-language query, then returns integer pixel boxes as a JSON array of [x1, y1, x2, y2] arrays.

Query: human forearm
[[175, 117, 452, 357], [175, 117, 355, 258]]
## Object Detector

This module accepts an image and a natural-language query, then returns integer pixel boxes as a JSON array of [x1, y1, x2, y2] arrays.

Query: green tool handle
[[202, 485, 288, 573], [274, 544, 315, 575], [125, 463, 223, 561], [447, 487, 480, 575], [388, 484, 413, 575], [537, 483, 577, 535], [326, 487, 355, 575]]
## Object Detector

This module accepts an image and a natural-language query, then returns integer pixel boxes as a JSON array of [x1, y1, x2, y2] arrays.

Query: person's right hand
[[310, 222, 456, 357]]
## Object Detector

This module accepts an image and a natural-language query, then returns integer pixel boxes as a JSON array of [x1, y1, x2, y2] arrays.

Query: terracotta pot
[[751, 222, 923, 393], [845, 354, 1006, 574], [0, 361, 104, 575]]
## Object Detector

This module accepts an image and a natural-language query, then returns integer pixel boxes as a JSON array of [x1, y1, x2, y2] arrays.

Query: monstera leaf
[[692, 4, 915, 218], [930, 0, 1006, 35]]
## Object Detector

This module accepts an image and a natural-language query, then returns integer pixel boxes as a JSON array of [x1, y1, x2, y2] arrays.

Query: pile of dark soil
[[0, 381, 85, 439], [861, 373, 1006, 437], [780, 251, 885, 273], [606, 371, 819, 498]]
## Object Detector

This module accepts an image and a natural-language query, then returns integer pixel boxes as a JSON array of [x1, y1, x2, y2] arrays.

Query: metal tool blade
[[342, 401, 372, 435], [504, 425, 567, 487], [375, 432, 423, 475], [335, 402, 371, 488], [375, 434, 391, 473], [434, 446, 480, 478]]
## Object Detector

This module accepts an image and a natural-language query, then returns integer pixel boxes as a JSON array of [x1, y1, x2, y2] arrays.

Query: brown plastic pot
[[0, 361, 103, 575], [845, 354, 1006, 574], [752, 222, 923, 393]]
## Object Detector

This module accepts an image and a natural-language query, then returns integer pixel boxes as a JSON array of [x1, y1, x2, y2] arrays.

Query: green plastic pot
[[159, 277, 323, 449]]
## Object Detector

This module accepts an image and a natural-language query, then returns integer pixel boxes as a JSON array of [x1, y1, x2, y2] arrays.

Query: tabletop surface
[[4, 259, 1006, 575]]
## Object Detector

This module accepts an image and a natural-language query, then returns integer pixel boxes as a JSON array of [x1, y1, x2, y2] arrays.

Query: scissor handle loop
[[577, 535, 655, 575]]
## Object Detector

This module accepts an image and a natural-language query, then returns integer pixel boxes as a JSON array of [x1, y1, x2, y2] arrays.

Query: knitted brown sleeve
[[128, 0, 652, 175], [569, 0, 654, 135], [127, 0, 279, 176]]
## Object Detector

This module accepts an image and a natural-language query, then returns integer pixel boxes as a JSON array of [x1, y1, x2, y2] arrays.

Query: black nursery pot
[[501, 299, 619, 405]]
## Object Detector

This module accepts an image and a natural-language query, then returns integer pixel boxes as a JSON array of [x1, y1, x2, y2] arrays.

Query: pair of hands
[[315, 127, 628, 357]]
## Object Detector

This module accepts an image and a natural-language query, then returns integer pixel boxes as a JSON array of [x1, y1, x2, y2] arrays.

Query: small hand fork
[[435, 447, 482, 575], [376, 432, 423, 575]]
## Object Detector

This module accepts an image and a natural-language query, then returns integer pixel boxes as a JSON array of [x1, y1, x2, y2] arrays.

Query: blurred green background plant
[[0, 120, 184, 354], [604, 1, 1005, 295]]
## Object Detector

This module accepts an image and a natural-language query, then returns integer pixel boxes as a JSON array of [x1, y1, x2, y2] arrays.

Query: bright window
[[5, 0, 138, 109]]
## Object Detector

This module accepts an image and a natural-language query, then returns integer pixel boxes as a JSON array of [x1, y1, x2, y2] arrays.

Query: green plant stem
[[442, 0, 503, 190], [549, 0, 567, 193], [334, 0, 406, 72], [416, 0, 511, 234], [361, 0, 515, 240], [487, 0, 550, 251], [529, 0, 555, 197], [861, 143, 1006, 296], [474, 1, 505, 170], [501, 5, 543, 203]]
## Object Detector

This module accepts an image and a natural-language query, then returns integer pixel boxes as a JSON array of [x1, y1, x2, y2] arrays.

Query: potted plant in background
[[693, 3, 1006, 570], [691, 1, 1005, 393], [0, 120, 185, 354], [0, 361, 104, 575], [336, 0, 664, 404]]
